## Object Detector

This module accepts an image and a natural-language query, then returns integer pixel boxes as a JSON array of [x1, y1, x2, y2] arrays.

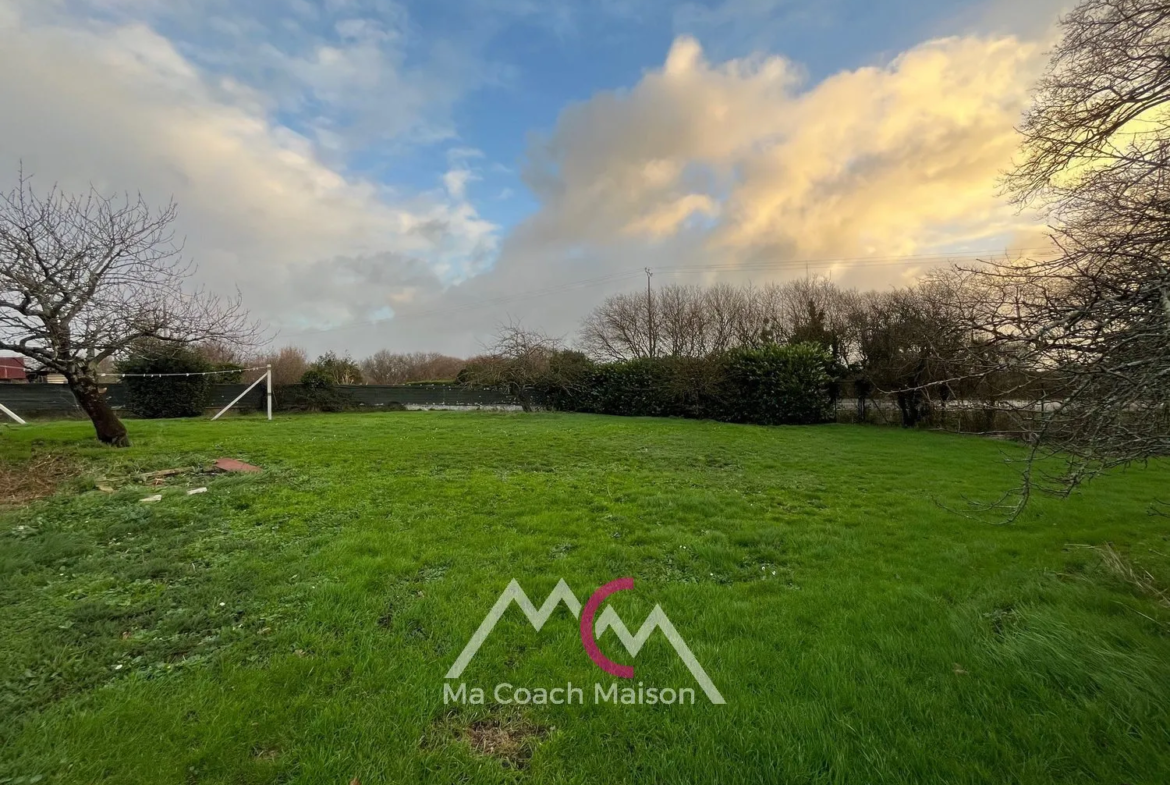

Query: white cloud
[[400, 31, 1052, 353], [13, 0, 482, 158], [505, 32, 1047, 280], [443, 169, 477, 200], [0, 0, 498, 348], [0, 0, 1061, 358], [441, 147, 487, 200]]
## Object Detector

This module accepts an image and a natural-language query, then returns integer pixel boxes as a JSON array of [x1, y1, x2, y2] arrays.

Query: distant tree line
[[187, 346, 466, 387], [454, 276, 986, 428], [578, 276, 983, 427]]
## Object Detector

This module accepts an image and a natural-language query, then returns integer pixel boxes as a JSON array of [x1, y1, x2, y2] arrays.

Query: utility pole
[[645, 267, 655, 359]]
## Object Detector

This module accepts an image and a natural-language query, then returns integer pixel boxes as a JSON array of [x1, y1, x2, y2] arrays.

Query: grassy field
[[1, 412, 1168, 784]]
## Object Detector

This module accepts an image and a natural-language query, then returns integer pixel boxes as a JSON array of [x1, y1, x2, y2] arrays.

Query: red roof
[[0, 357, 27, 381]]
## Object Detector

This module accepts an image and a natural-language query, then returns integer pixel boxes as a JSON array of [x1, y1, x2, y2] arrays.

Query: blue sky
[[0, 0, 1068, 354]]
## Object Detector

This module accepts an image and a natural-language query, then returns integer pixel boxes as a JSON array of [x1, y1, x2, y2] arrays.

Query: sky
[[0, 0, 1073, 358]]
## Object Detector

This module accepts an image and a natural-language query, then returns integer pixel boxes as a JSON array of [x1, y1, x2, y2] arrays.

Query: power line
[[652, 248, 1056, 275]]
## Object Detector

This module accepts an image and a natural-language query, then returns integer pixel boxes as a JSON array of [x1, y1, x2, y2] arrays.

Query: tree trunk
[[510, 382, 534, 413], [68, 373, 130, 446], [896, 391, 910, 427], [896, 390, 924, 428]]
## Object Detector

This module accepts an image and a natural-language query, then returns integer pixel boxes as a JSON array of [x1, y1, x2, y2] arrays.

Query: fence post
[[0, 402, 26, 425], [212, 373, 269, 421], [266, 366, 273, 421]]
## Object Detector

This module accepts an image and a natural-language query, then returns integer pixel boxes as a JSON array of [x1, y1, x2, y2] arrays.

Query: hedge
[[118, 346, 214, 419], [719, 343, 834, 425], [541, 343, 834, 425]]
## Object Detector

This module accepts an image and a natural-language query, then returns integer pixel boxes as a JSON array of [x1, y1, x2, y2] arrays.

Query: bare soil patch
[[0, 452, 77, 508], [423, 709, 550, 770], [462, 715, 549, 769]]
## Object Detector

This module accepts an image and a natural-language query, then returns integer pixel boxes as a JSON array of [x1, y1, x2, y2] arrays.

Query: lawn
[[1, 412, 1168, 784]]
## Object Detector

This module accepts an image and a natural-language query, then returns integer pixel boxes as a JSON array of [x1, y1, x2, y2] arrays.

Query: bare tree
[[657, 284, 709, 358], [359, 350, 465, 385], [844, 285, 959, 427], [244, 346, 308, 386], [703, 283, 744, 353], [957, 0, 1170, 513], [580, 291, 656, 361], [0, 171, 257, 445], [580, 277, 857, 361], [462, 321, 564, 411], [193, 341, 244, 367], [738, 283, 786, 348], [361, 350, 405, 385]]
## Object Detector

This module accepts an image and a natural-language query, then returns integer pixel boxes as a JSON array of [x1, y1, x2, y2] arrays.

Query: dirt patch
[[463, 715, 549, 769], [0, 453, 77, 508], [88, 458, 264, 493], [424, 710, 549, 770]]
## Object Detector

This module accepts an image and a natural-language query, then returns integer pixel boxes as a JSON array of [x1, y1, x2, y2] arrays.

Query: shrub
[[118, 344, 214, 418], [576, 357, 719, 418], [275, 383, 357, 413], [534, 350, 596, 411], [307, 351, 363, 385], [300, 367, 334, 389], [660, 355, 726, 419], [588, 359, 676, 417], [274, 368, 356, 412], [545, 344, 833, 426], [720, 343, 834, 425]]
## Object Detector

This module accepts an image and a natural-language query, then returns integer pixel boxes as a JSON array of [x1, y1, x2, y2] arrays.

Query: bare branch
[[0, 168, 263, 444]]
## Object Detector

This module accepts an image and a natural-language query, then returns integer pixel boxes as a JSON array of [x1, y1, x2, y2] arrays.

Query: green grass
[[1, 412, 1168, 784]]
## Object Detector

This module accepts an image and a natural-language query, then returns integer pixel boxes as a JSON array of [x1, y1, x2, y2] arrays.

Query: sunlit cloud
[[519, 34, 1047, 262], [0, 0, 1062, 356]]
